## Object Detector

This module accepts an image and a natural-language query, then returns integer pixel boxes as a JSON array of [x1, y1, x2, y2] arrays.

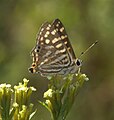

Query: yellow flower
[[44, 89, 53, 98]]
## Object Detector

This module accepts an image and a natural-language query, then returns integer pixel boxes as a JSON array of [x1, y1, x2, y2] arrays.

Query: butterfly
[[29, 19, 82, 76]]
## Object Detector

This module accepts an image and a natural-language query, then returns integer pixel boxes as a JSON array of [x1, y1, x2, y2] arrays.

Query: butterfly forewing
[[52, 19, 76, 59], [29, 19, 80, 76]]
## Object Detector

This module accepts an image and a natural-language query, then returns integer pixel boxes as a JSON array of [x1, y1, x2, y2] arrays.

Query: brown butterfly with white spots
[[29, 19, 82, 76]]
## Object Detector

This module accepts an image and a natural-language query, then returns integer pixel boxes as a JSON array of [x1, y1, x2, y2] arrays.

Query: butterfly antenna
[[79, 40, 98, 58]]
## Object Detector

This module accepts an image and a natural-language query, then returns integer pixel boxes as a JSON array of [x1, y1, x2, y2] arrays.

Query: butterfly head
[[75, 58, 82, 68]]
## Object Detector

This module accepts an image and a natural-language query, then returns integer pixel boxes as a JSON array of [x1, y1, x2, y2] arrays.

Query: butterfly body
[[29, 19, 82, 76]]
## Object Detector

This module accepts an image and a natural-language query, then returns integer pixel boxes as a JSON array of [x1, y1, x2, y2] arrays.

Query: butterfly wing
[[29, 19, 77, 76], [29, 20, 72, 75], [52, 19, 76, 59]]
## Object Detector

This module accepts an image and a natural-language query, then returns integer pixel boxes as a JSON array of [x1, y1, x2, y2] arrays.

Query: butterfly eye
[[76, 59, 81, 66]]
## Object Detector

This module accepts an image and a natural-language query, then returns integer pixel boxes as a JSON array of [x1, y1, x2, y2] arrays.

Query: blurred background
[[0, 0, 114, 119]]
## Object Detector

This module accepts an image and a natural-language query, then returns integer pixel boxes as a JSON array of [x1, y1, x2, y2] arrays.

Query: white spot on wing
[[48, 24, 51, 27], [41, 28, 44, 32], [45, 39, 50, 44], [61, 35, 67, 39], [44, 34, 48, 38], [55, 48, 66, 54], [60, 27, 64, 32], [46, 27, 50, 30], [56, 24, 59, 27], [56, 43, 62, 48], [51, 30, 56, 35], [35, 54, 38, 62], [46, 31, 50, 35], [52, 37, 61, 43], [40, 37, 43, 41], [64, 41, 67, 44], [61, 36, 65, 39], [39, 32, 42, 35], [60, 48, 66, 53], [44, 31, 50, 38], [34, 49, 37, 52], [36, 53, 38, 57]]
